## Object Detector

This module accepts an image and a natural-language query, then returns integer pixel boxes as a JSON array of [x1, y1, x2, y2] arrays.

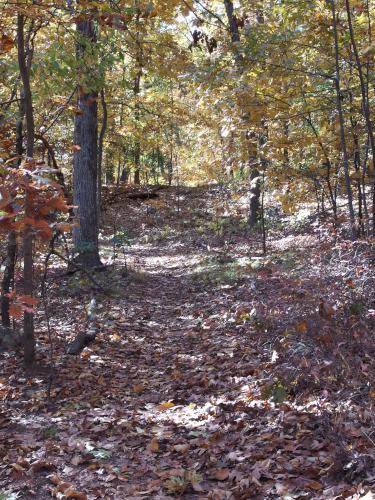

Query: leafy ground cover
[[1, 186, 375, 499]]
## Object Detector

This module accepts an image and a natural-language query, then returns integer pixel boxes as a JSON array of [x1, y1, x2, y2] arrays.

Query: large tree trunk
[[73, 18, 101, 268], [17, 13, 36, 366]]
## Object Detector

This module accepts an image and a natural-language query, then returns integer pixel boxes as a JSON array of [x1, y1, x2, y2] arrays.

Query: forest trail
[[1, 186, 375, 499]]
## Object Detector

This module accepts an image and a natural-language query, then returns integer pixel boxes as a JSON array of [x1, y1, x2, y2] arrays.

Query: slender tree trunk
[[98, 89, 107, 214], [223, 0, 261, 226], [330, 0, 356, 238], [73, 18, 101, 267], [17, 13, 35, 366], [1, 91, 24, 327], [345, 0, 375, 235], [133, 8, 142, 185], [133, 66, 141, 185], [1, 233, 17, 328], [134, 140, 141, 185]]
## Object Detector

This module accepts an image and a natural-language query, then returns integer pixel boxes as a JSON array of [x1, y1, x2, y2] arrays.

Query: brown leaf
[[296, 320, 308, 334], [11, 463, 26, 473], [56, 482, 73, 493], [294, 477, 322, 491], [0, 34, 14, 53], [132, 383, 145, 394], [212, 468, 230, 481], [30, 460, 55, 473], [64, 488, 88, 499], [319, 300, 334, 320], [147, 437, 159, 453], [174, 443, 189, 453], [71, 454, 83, 466], [47, 474, 61, 485]]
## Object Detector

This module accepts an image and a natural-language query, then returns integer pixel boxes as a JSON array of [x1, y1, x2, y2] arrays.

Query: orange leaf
[[18, 295, 39, 306], [345, 278, 356, 289], [296, 320, 308, 334], [9, 304, 23, 319], [55, 223, 74, 232], [0, 34, 14, 53]]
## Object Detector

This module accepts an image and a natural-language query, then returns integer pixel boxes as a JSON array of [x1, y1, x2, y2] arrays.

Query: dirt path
[[1, 187, 375, 499]]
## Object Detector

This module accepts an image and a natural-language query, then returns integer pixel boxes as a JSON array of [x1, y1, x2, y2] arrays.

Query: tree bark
[[97, 89, 107, 215], [17, 13, 36, 366], [223, 0, 262, 226], [330, 0, 356, 238], [73, 18, 101, 267], [1, 89, 24, 328], [133, 8, 142, 185], [345, 0, 375, 235]]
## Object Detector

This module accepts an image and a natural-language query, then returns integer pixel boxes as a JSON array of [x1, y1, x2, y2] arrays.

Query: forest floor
[[1, 185, 375, 500]]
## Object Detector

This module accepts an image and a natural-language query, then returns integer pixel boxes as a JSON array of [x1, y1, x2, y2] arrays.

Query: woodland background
[[1, 0, 375, 499]]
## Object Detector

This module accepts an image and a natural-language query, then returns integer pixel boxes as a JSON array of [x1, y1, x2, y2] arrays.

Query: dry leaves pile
[[1, 186, 375, 499]]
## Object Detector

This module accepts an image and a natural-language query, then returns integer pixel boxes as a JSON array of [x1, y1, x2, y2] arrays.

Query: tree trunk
[[1, 89, 25, 327], [1, 232, 17, 328], [224, 0, 261, 226], [73, 18, 101, 268], [330, 0, 356, 238], [97, 89, 107, 214], [17, 13, 36, 366], [345, 0, 375, 235], [248, 169, 261, 226], [134, 141, 141, 185], [133, 66, 141, 185], [133, 8, 142, 185]]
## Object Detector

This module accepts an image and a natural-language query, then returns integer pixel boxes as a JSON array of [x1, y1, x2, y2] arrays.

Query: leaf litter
[[1, 186, 375, 499]]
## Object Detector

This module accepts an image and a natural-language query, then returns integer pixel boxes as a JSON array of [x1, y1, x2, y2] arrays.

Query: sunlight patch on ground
[[131, 250, 203, 274]]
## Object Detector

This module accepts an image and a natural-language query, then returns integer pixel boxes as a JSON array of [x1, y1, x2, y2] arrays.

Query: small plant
[[90, 448, 113, 460], [44, 425, 59, 439], [208, 217, 227, 237], [165, 470, 203, 495], [349, 301, 365, 316], [158, 224, 172, 240], [112, 229, 131, 266], [0, 491, 19, 500], [261, 379, 289, 404]]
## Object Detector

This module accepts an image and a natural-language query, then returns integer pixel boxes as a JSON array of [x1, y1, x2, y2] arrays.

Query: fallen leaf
[[319, 300, 334, 320], [147, 437, 159, 453], [132, 384, 145, 394], [212, 468, 230, 481], [30, 460, 55, 473], [64, 487, 88, 499], [174, 443, 189, 453], [159, 401, 175, 410], [296, 320, 308, 334]]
